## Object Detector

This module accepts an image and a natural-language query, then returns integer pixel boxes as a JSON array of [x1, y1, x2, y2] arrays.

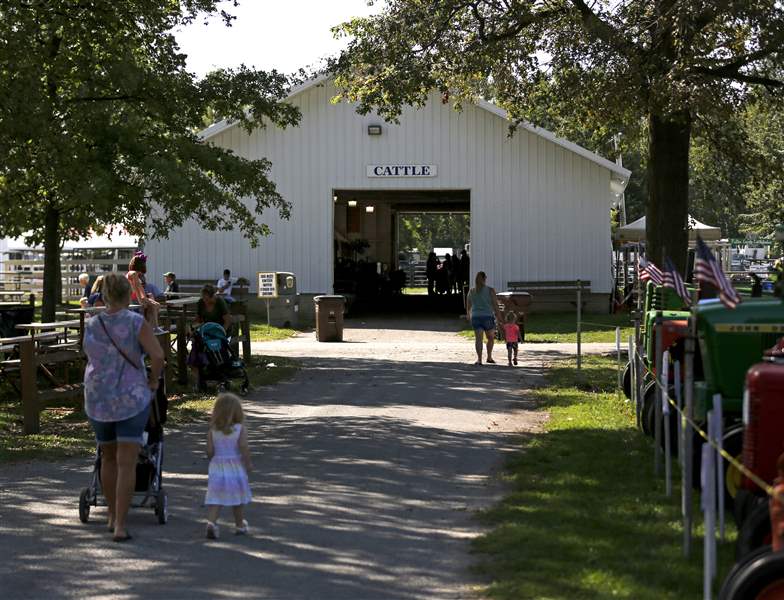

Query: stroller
[[193, 322, 249, 395], [79, 380, 169, 525]]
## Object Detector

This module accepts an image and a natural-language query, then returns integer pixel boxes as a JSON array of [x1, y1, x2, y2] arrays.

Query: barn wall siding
[[145, 82, 615, 294]]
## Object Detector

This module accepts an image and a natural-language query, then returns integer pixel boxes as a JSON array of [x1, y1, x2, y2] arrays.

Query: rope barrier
[[633, 346, 780, 501]]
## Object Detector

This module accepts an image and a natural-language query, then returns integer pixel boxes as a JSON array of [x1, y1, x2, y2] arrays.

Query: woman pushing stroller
[[82, 272, 164, 542]]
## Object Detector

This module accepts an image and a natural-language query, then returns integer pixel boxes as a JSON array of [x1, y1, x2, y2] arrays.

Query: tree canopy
[[331, 0, 784, 271], [0, 1, 300, 318], [398, 213, 470, 256]]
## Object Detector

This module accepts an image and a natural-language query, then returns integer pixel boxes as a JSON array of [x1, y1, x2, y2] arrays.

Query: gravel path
[[0, 317, 612, 600]]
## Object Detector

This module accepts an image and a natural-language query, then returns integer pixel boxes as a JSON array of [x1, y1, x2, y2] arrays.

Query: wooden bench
[[508, 280, 592, 312]]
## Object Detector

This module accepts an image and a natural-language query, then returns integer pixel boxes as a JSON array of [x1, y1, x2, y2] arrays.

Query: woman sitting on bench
[[126, 251, 161, 332]]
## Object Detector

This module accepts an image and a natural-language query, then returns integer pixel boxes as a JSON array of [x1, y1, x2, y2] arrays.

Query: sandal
[[474, 360, 482, 366], [206, 521, 219, 539], [486, 358, 496, 364], [112, 531, 132, 543]]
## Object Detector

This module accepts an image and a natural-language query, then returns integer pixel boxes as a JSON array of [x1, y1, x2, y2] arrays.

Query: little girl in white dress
[[205, 393, 252, 539]]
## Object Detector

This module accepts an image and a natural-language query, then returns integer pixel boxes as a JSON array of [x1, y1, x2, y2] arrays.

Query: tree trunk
[[646, 111, 691, 273], [42, 205, 61, 322]]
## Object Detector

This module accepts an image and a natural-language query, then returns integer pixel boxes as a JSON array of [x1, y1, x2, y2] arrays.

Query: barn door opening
[[332, 189, 470, 314], [397, 212, 470, 295]]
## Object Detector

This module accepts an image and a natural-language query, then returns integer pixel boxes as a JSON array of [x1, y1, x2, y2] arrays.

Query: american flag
[[638, 256, 664, 286], [663, 257, 691, 306], [695, 236, 741, 309]]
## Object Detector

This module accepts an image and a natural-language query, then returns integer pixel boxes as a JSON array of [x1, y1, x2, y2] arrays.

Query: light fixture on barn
[[333, 194, 338, 203], [348, 199, 357, 207], [365, 205, 375, 213]]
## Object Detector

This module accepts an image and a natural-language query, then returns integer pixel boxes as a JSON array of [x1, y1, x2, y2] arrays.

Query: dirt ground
[[0, 316, 610, 599]]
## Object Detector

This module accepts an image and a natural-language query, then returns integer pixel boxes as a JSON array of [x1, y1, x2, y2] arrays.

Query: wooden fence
[[2, 300, 253, 434], [0, 256, 129, 300]]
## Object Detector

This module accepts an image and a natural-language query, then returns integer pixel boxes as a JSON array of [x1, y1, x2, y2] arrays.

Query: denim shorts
[[89, 403, 151, 445], [471, 315, 496, 332]]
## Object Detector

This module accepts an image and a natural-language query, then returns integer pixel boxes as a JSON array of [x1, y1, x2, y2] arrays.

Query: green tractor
[[623, 282, 691, 435], [683, 298, 784, 506]]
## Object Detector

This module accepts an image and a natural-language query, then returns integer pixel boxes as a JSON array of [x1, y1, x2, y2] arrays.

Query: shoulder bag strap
[[98, 315, 143, 372]]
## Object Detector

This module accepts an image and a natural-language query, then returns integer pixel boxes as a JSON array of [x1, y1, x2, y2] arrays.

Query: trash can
[[314, 295, 346, 342], [496, 291, 533, 342]]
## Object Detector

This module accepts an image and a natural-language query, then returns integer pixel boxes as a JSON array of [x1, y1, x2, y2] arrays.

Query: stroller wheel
[[240, 384, 249, 396], [79, 488, 91, 523], [155, 487, 168, 525]]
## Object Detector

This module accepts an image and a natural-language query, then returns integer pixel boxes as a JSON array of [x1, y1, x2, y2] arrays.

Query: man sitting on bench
[[216, 269, 234, 304]]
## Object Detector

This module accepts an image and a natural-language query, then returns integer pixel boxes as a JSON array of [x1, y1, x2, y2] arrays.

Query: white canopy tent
[[614, 215, 722, 243]]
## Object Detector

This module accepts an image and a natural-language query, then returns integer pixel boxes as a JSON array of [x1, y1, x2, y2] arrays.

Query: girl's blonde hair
[[505, 311, 516, 323], [210, 393, 244, 435], [91, 275, 104, 295], [102, 272, 131, 307]]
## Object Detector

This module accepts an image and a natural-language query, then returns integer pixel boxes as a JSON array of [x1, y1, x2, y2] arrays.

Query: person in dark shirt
[[459, 249, 470, 291], [164, 272, 180, 295], [426, 252, 439, 296], [196, 284, 232, 330], [79, 273, 92, 308], [751, 273, 763, 298], [87, 275, 104, 307]]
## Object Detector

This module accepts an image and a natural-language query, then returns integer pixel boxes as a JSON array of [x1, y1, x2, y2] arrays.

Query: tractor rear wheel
[[737, 500, 772, 560], [720, 549, 784, 600]]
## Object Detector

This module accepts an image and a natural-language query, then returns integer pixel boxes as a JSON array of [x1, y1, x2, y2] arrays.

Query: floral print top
[[83, 309, 150, 422]]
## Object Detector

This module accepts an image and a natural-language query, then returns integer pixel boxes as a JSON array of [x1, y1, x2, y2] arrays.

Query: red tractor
[[719, 341, 784, 599]]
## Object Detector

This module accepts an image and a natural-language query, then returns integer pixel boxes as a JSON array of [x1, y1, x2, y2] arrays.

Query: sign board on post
[[257, 272, 277, 326], [257, 272, 278, 299]]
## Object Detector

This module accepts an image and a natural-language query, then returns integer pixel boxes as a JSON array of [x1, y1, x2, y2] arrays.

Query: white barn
[[145, 76, 630, 307]]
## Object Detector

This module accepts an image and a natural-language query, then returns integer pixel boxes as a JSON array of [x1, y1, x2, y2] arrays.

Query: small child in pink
[[503, 312, 522, 366]]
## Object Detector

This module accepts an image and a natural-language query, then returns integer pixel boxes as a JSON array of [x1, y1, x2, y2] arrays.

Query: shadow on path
[[1, 352, 545, 599]]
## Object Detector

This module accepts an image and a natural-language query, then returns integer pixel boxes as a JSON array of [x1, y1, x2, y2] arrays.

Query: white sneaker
[[235, 519, 249, 535], [206, 521, 219, 539]]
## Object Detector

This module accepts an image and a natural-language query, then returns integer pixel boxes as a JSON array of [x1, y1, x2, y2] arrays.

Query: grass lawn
[[249, 323, 299, 342], [403, 286, 429, 295], [460, 311, 633, 343], [0, 355, 298, 463], [472, 354, 735, 599]]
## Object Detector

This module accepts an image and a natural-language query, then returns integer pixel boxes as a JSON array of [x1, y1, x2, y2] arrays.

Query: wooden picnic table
[[64, 305, 144, 346], [0, 331, 61, 353], [16, 320, 82, 337], [4, 323, 84, 403]]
